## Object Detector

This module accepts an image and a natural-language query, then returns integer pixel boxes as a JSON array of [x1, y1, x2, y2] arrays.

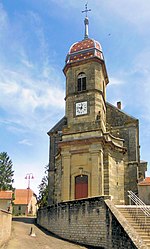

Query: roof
[[0, 190, 12, 200], [47, 116, 67, 135], [106, 102, 138, 121], [138, 177, 150, 186], [70, 38, 102, 53], [14, 189, 34, 205], [65, 38, 104, 65]]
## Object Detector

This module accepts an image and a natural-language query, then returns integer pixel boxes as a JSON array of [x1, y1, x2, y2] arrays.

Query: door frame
[[75, 174, 88, 199], [71, 171, 91, 200]]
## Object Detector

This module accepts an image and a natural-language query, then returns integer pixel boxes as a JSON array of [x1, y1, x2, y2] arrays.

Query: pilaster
[[61, 150, 71, 201], [90, 144, 104, 196]]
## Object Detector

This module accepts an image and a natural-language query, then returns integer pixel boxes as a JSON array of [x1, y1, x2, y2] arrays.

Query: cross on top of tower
[[82, 3, 91, 17], [82, 3, 91, 39]]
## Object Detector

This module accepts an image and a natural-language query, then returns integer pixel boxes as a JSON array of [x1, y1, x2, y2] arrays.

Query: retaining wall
[[37, 196, 137, 248]]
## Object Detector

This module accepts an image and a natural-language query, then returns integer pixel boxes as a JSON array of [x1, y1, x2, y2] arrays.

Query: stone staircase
[[117, 206, 150, 248]]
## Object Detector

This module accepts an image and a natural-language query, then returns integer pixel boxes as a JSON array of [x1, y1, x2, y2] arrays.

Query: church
[[47, 7, 147, 206]]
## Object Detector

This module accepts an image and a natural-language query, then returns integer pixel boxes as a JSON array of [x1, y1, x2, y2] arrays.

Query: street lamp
[[25, 173, 34, 215], [25, 173, 34, 189]]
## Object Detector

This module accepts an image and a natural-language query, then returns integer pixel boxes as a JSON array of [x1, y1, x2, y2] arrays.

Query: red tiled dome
[[65, 38, 104, 64]]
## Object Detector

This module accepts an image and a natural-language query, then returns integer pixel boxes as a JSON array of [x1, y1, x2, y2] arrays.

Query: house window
[[77, 73, 86, 92]]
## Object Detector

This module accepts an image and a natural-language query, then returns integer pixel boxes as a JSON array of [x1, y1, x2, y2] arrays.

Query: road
[[2, 217, 88, 249]]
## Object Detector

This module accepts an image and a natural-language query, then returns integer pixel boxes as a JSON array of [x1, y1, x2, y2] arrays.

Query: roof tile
[[138, 177, 150, 186], [0, 191, 12, 199], [14, 189, 34, 205]]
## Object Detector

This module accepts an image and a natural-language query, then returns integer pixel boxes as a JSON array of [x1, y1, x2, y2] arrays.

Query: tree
[[38, 165, 48, 207], [0, 152, 14, 190]]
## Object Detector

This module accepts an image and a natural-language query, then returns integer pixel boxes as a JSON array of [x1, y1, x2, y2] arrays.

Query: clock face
[[76, 101, 87, 116]]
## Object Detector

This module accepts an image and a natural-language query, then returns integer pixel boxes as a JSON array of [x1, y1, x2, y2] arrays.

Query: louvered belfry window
[[77, 73, 86, 92]]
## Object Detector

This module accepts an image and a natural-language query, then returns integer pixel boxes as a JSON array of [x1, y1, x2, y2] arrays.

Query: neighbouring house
[[13, 189, 37, 216], [138, 177, 150, 204], [0, 190, 13, 212]]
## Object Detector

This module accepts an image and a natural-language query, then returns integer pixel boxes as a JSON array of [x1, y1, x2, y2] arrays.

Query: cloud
[[104, 0, 150, 31], [0, 4, 65, 134], [0, 67, 64, 108], [47, 0, 80, 9], [106, 45, 150, 129], [106, 1, 149, 27], [0, 3, 8, 32], [128, 49, 150, 111], [132, 49, 150, 75], [0, 67, 65, 132], [109, 77, 124, 86], [18, 139, 32, 146], [47, 0, 150, 34], [20, 50, 34, 69]]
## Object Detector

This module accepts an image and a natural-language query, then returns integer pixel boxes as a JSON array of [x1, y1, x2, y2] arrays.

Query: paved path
[[2, 217, 88, 249]]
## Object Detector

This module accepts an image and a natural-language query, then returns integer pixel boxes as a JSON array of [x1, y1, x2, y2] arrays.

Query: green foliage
[[0, 152, 14, 190], [38, 165, 48, 207]]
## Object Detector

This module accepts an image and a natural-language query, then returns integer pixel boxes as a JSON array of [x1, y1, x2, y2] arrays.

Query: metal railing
[[128, 190, 150, 233]]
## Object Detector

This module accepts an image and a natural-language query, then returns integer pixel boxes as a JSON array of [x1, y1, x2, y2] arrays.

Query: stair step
[[133, 230, 149, 233], [122, 213, 150, 216], [129, 221, 150, 224], [133, 228, 149, 232], [120, 213, 149, 216], [141, 239, 150, 242], [117, 205, 150, 247], [140, 237, 150, 240], [120, 212, 150, 216], [118, 210, 150, 214]]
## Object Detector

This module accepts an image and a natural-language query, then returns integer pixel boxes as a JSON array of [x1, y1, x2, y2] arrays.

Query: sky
[[0, 0, 150, 195]]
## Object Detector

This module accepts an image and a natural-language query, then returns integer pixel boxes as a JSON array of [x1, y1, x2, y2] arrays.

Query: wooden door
[[75, 175, 88, 199]]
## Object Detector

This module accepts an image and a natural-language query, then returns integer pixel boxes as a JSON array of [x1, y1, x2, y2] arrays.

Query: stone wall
[[37, 197, 138, 249], [47, 117, 66, 205], [106, 102, 141, 202], [106, 102, 139, 162], [138, 184, 150, 205], [0, 209, 12, 247]]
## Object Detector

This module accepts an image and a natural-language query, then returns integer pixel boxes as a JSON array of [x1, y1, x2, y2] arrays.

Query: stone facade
[[47, 20, 147, 206], [38, 15, 149, 249], [47, 57, 147, 206]]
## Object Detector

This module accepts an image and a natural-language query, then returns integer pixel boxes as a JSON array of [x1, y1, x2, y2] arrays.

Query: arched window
[[77, 73, 86, 92], [75, 175, 88, 199]]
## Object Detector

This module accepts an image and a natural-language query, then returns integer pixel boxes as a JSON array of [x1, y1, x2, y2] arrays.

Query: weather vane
[[82, 3, 91, 17]]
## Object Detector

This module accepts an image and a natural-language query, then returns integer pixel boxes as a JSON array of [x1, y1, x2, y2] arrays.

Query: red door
[[75, 175, 88, 199]]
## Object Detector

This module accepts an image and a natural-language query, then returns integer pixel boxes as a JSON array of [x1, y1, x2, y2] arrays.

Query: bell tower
[[63, 6, 109, 135], [59, 5, 111, 202], [48, 4, 128, 205]]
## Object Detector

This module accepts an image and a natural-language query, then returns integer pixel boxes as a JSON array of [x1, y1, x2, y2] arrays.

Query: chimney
[[117, 101, 121, 110]]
